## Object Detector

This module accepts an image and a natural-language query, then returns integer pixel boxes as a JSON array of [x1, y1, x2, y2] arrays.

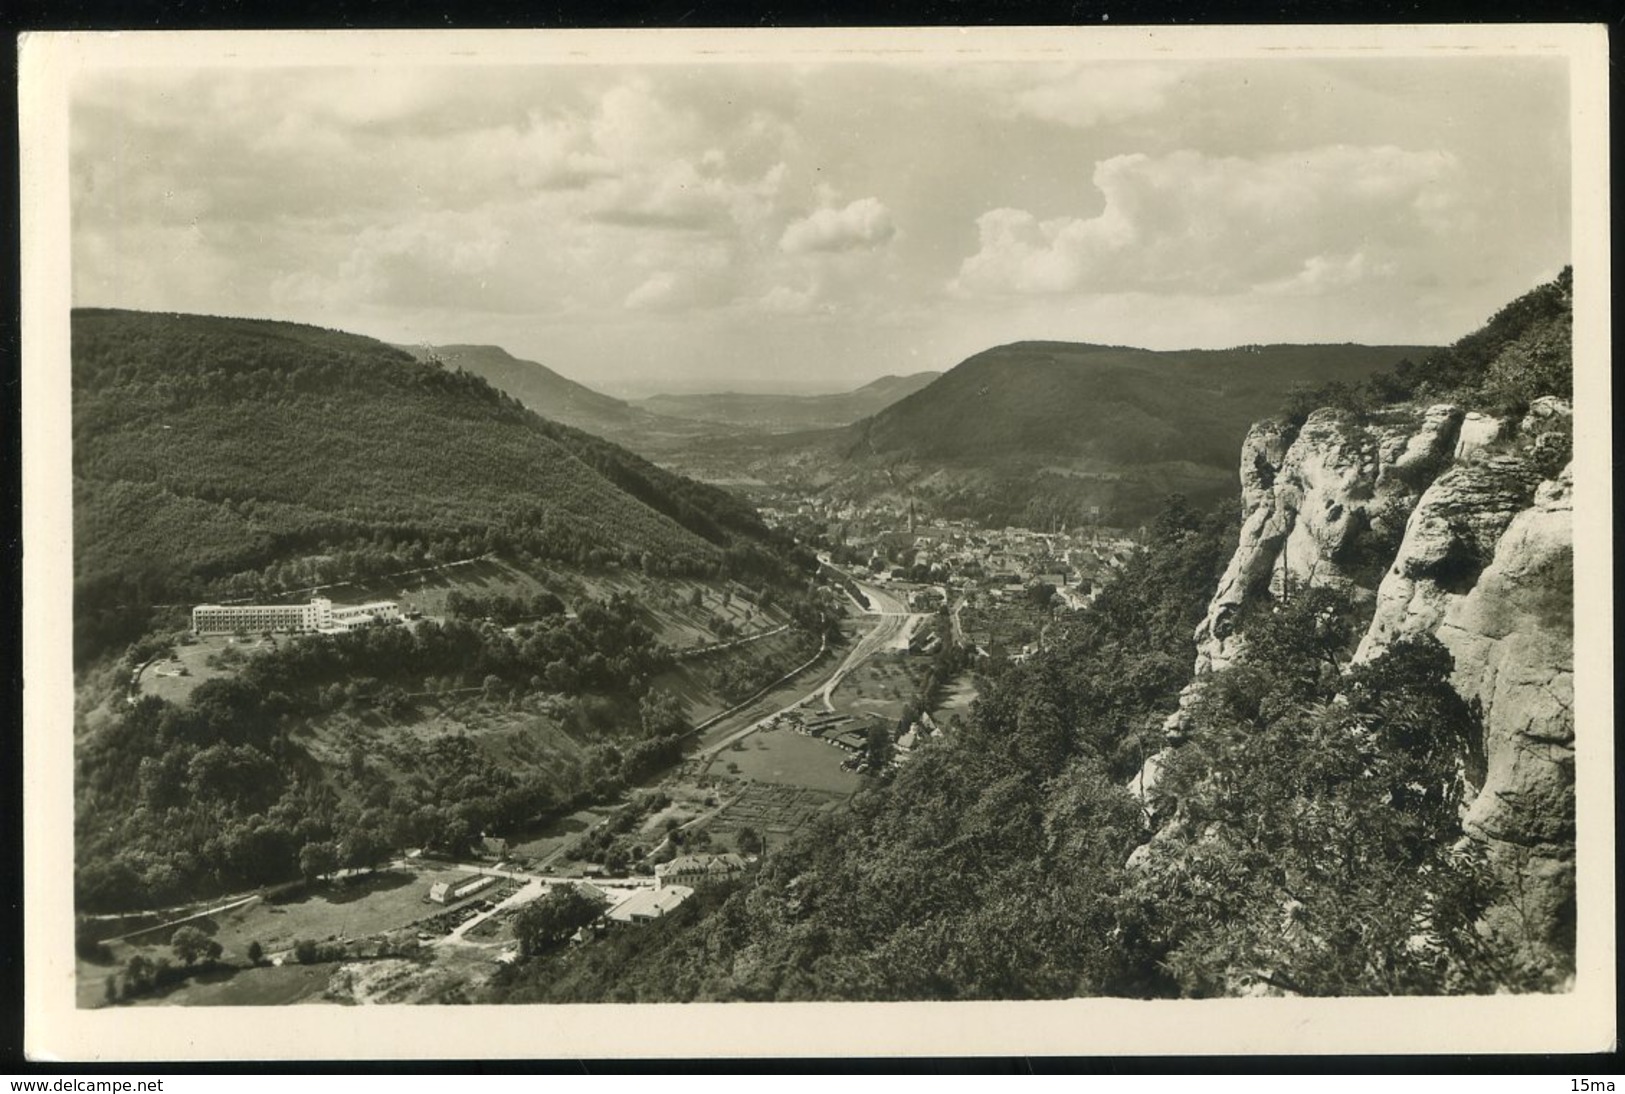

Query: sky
[[70, 52, 1572, 396]]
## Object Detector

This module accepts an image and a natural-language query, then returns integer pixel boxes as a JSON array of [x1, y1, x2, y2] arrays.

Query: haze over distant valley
[[399, 342, 941, 451]]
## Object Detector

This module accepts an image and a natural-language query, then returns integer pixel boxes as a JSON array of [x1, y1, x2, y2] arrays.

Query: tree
[[437, 815, 474, 857], [293, 939, 320, 965], [299, 840, 339, 884], [340, 824, 392, 872], [513, 884, 610, 956], [151, 956, 179, 988], [865, 721, 894, 774], [1026, 581, 1056, 613], [171, 925, 222, 967], [247, 940, 264, 966], [638, 689, 688, 739], [735, 826, 764, 855], [122, 954, 154, 998]]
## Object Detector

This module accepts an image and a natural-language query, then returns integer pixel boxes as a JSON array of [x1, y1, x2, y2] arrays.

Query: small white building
[[428, 873, 498, 905], [605, 885, 694, 924]]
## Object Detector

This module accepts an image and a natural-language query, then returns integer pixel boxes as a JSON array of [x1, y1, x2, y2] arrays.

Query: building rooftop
[[605, 885, 693, 922]]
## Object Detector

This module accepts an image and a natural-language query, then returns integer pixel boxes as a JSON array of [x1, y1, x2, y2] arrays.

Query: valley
[[71, 268, 1579, 1009]]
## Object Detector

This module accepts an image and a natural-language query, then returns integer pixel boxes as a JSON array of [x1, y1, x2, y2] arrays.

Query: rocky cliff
[[1140, 387, 1575, 976]]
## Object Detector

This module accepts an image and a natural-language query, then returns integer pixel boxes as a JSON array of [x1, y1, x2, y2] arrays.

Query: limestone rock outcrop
[[1194, 404, 1462, 674], [1442, 464, 1575, 951], [1353, 454, 1545, 664], [1140, 394, 1575, 962]]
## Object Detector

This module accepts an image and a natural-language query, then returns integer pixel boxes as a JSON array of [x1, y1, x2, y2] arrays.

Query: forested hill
[[396, 343, 710, 450], [851, 342, 1432, 468], [72, 309, 798, 662], [822, 342, 1433, 527]]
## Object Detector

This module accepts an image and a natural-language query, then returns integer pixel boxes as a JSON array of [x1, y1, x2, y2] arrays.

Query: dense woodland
[[72, 309, 810, 664]]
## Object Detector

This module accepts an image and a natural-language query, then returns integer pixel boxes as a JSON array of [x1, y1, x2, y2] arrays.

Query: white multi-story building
[[191, 596, 401, 636]]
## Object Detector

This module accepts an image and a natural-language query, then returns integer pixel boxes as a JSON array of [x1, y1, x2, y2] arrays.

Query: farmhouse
[[191, 596, 401, 636]]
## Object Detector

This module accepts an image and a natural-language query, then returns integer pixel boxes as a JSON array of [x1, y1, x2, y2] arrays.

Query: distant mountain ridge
[[852, 341, 1433, 467], [395, 343, 710, 450], [666, 340, 1435, 528], [399, 343, 939, 448], [837, 340, 1435, 524], [634, 371, 942, 432]]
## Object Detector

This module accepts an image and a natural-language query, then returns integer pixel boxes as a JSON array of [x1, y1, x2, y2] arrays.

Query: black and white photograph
[[19, 25, 1613, 1060]]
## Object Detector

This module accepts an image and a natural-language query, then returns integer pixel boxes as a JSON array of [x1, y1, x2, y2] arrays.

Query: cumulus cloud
[[1257, 250, 1399, 297], [755, 282, 824, 315], [621, 240, 742, 313], [1009, 65, 1186, 129], [69, 58, 1568, 391], [779, 197, 897, 254], [623, 272, 686, 311], [595, 159, 788, 234], [271, 208, 534, 315], [952, 145, 1462, 298]]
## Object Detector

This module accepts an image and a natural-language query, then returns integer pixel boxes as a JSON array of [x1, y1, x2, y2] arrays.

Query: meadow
[[724, 727, 860, 795]]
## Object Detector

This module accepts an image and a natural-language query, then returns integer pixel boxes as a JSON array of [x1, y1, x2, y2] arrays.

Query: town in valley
[[51, 37, 1586, 1020]]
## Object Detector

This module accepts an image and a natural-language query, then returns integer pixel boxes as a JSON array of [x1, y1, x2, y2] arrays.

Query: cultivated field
[[310, 555, 552, 621], [503, 804, 620, 868], [704, 781, 849, 850], [119, 864, 487, 965]]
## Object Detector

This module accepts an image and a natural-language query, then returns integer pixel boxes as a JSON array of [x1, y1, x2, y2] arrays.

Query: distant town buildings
[[191, 596, 401, 636]]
